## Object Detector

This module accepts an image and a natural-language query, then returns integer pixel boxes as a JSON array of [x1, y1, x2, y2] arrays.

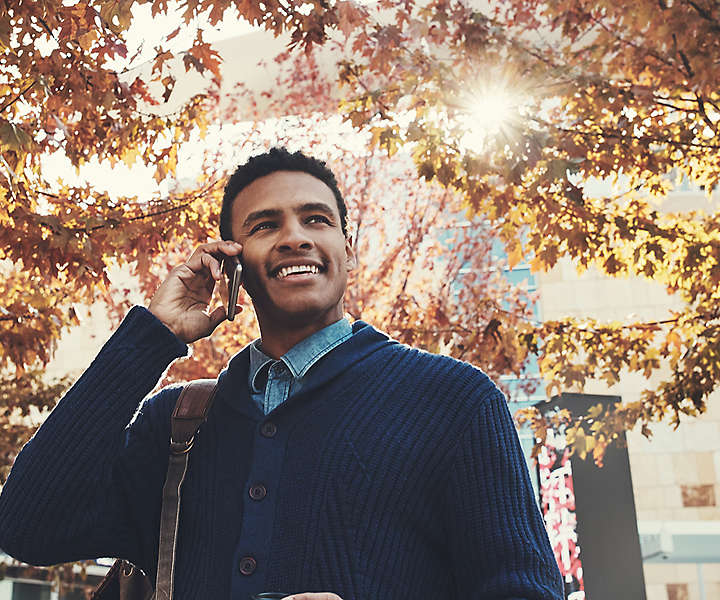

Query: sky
[[41, 2, 385, 201], [42, 3, 261, 199], [41, 0, 537, 205]]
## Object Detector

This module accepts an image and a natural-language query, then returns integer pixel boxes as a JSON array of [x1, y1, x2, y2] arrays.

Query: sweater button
[[249, 483, 267, 500], [238, 556, 257, 575], [261, 421, 277, 437]]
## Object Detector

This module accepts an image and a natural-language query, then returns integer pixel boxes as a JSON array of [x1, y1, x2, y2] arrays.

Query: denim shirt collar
[[248, 318, 353, 392]]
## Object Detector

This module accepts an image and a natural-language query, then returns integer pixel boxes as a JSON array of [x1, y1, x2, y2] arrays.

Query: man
[[0, 148, 562, 599]]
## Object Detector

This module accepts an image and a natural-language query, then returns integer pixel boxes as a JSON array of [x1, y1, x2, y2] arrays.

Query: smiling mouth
[[274, 264, 324, 279]]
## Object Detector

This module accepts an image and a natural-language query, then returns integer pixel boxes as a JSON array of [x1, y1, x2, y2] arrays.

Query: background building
[[534, 184, 720, 600]]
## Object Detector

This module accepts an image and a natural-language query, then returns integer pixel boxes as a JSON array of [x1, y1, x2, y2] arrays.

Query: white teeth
[[277, 264, 320, 278]]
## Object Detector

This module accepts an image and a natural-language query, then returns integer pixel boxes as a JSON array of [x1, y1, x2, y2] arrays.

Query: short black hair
[[219, 147, 348, 239]]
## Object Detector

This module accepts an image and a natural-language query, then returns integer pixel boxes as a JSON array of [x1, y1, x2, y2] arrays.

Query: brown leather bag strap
[[154, 379, 218, 600]]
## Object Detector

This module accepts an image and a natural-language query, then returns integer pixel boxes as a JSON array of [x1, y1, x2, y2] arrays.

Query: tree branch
[[545, 317, 681, 334], [0, 82, 37, 114], [551, 123, 720, 149], [588, 14, 677, 69], [654, 99, 690, 112], [110, 197, 200, 229], [682, 0, 720, 33], [694, 93, 719, 135], [35, 180, 221, 234], [36, 16, 56, 40], [673, 34, 696, 78]]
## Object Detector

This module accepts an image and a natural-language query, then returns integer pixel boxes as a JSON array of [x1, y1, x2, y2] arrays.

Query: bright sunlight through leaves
[[457, 85, 527, 153]]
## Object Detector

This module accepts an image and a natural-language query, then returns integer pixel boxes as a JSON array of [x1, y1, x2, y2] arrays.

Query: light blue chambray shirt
[[248, 318, 353, 415]]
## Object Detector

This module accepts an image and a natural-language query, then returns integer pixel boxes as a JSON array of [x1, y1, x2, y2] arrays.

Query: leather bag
[[90, 560, 153, 600], [91, 379, 218, 600]]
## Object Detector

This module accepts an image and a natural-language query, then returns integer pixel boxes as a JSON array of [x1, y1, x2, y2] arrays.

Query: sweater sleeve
[[442, 386, 563, 600], [0, 306, 188, 569]]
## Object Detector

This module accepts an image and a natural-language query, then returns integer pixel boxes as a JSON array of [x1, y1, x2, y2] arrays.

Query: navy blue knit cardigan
[[0, 307, 562, 599]]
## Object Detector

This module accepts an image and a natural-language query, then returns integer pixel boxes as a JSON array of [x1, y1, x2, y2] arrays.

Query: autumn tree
[[322, 0, 720, 460], [125, 61, 538, 396], [0, 0, 224, 480], [2, 0, 720, 482], [127, 121, 536, 396], [0, 0, 539, 492], [259, 0, 720, 460]]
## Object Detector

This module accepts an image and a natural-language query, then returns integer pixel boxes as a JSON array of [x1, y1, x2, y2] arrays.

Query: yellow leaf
[[122, 148, 139, 168], [585, 435, 596, 453], [506, 241, 523, 269], [575, 427, 587, 459], [78, 31, 96, 51], [586, 402, 603, 419], [0, 121, 34, 153]]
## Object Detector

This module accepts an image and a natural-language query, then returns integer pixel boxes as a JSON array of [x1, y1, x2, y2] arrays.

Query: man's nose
[[276, 221, 314, 251]]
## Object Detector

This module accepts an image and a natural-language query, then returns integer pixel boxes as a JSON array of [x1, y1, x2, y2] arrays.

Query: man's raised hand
[[148, 240, 243, 344]]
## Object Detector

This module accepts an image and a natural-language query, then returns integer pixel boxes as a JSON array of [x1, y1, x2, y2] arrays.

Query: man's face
[[230, 170, 356, 330]]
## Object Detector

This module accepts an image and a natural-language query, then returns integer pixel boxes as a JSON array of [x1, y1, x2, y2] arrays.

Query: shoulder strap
[[154, 379, 218, 600], [169, 379, 218, 452]]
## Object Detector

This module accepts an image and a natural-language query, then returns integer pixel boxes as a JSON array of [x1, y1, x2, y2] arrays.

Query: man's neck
[[257, 316, 345, 359]]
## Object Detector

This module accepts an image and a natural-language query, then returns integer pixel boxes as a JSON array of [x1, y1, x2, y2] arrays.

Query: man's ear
[[345, 236, 357, 271]]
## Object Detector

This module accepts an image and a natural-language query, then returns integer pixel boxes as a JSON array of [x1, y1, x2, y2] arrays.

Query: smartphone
[[223, 254, 243, 321]]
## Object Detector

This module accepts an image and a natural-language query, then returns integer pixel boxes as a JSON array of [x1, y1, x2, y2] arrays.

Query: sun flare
[[455, 84, 528, 153]]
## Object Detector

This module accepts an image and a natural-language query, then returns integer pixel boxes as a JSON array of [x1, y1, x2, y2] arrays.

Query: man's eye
[[250, 221, 276, 233], [307, 215, 331, 224]]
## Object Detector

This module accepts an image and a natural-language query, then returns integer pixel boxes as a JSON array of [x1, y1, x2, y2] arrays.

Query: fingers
[[185, 240, 242, 281], [206, 304, 243, 332], [206, 305, 228, 332], [148, 240, 244, 344]]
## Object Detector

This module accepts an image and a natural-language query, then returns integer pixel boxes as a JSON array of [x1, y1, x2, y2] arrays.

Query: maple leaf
[[335, 0, 368, 39], [0, 121, 35, 153]]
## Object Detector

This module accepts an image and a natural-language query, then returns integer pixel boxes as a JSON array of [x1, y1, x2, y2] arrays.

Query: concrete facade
[[536, 190, 720, 600]]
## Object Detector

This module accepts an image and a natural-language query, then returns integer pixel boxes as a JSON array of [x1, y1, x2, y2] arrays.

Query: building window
[[680, 484, 716, 507], [10, 582, 51, 600], [666, 583, 689, 600], [58, 586, 88, 600]]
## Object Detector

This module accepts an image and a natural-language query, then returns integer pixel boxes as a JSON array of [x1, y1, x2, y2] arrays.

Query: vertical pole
[[697, 563, 705, 600]]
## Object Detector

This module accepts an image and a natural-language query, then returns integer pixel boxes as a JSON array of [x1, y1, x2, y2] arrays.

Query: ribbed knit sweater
[[0, 307, 562, 599]]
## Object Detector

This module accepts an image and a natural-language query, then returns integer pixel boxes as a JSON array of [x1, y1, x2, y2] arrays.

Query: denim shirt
[[248, 318, 353, 414]]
